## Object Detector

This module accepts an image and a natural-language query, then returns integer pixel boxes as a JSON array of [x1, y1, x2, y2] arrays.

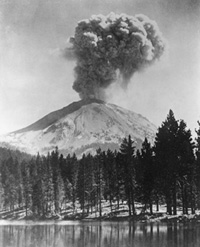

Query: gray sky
[[0, 0, 200, 136]]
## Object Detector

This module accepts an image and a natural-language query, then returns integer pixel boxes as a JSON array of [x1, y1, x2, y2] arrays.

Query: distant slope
[[0, 100, 157, 157], [14, 98, 103, 133]]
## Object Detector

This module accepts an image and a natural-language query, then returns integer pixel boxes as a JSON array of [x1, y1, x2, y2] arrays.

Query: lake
[[0, 220, 200, 247]]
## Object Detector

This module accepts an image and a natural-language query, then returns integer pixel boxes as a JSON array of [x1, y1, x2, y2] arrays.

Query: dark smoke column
[[66, 13, 165, 100]]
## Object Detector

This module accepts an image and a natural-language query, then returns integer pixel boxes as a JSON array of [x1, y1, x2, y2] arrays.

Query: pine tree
[[118, 135, 136, 216], [176, 120, 195, 214], [154, 110, 179, 215], [154, 110, 195, 215], [76, 153, 97, 217], [60, 153, 78, 211], [21, 160, 32, 216], [50, 147, 64, 214], [194, 121, 200, 210], [14, 158, 23, 208], [115, 150, 125, 208], [76, 154, 86, 215], [136, 138, 155, 214], [103, 149, 118, 212], [42, 153, 54, 214], [56, 154, 66, 211], [30, 154, 44, 216], [69, 154, 78, 213], [94, 149, 105, 217]]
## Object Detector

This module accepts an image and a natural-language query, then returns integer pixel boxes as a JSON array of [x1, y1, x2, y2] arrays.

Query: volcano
[[0, 99, 157, 157]]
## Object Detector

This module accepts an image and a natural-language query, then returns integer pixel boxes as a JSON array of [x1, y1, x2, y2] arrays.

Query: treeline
[[1, 109, 200, 217]]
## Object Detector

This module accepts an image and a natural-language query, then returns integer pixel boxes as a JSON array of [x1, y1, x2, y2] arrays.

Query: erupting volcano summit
[[0, 99, 157, 157]]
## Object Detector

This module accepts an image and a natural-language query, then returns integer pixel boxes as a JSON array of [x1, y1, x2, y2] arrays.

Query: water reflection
[[0, 221, 200, 247]]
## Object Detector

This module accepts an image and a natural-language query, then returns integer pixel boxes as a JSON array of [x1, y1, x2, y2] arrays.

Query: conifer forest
[[1, 110, 200, 218]]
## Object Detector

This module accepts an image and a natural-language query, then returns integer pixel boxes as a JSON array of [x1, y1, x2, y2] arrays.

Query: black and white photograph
[[0, 0, 200, 246]]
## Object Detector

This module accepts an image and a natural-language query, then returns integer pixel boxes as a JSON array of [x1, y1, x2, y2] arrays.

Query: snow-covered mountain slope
[[0, 99, 157, 157]]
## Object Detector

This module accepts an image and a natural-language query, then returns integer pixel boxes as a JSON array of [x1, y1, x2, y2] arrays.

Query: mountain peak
[[14, 98, 105, 134], [0, 101, 157, 157]]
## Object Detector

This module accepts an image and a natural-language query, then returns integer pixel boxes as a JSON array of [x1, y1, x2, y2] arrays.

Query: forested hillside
[[0, 110, 200, 219]]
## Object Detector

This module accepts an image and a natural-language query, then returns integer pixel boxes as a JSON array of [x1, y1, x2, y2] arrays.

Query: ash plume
[[65, 12, 165, 100]]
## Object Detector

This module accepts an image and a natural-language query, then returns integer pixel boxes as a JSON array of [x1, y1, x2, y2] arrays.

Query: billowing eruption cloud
[[66, 12, 165, 100]]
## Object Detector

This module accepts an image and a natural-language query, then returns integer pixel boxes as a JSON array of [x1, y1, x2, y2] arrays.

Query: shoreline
[[1, 211, 200, 224]]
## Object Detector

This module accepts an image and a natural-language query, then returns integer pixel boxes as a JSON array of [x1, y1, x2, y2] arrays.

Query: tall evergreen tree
[[93, 149, 105, 217], [195, 121, 200, 209], [76, 154, 86, 215], [21, 160, 32, 216], [177, 120, 195, 214], [118, 135, 136, 216], [60, 153, 78, 210], [136, 138, 155, 214], [154, 110, 179, 215], [50, 148, 64, 214], [42, 153, 54, 214], [154, 110, 195, 215], [30, 154, 44, 216], [103, 149, 118, 211]]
